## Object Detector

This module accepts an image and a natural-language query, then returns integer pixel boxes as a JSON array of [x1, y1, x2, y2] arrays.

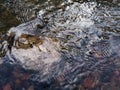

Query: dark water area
[[0, 2, 20, 34], [0, 0, 120, 90], [0, 0, 119, 33]]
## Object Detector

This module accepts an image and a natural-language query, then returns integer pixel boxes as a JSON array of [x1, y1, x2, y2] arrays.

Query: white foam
[[38, 10, 45, 17], [10, 37, 61, 72]]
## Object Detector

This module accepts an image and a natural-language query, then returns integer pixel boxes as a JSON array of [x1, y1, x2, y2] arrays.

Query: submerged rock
[[88, 35, 120, 59], [89, 40, 113, 58], [14, 33, 44, 49]]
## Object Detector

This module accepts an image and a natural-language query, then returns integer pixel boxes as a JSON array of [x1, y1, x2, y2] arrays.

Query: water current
[[0, 0, 120, 90]]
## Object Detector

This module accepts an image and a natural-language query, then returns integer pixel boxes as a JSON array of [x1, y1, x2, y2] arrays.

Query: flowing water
[[0, 0, 120, 90]]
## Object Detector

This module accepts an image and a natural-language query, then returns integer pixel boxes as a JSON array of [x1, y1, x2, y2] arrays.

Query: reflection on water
[[0, 0, 120, 90], [0, 0, 119, 33], [0, 3, 20, 33]]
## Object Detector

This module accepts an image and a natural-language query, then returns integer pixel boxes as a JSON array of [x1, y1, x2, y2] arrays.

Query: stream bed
[[0, 0, 120, 90]]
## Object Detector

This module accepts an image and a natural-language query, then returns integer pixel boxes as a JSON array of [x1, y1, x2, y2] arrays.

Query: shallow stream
[[0, 0, 120, 90]]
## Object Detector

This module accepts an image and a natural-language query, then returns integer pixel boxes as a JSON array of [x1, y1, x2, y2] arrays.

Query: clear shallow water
[[0, 0, 120, 90]]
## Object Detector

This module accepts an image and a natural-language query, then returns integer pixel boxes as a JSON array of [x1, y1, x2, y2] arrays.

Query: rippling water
[[0, 0, 120, 90]]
